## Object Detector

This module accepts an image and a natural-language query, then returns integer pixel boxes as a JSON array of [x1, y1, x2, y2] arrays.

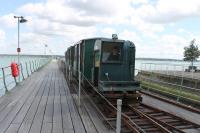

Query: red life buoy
[[11, 62, 19, 77]]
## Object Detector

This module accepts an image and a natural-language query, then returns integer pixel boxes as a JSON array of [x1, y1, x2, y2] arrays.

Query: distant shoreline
[[0, 54, 199, 62], [136, 58, 183, 61]]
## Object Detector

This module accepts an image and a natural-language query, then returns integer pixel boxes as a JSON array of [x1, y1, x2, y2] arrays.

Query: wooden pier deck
[[0, 61, 113, 133]]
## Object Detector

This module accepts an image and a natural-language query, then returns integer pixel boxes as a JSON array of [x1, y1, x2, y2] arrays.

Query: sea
[[0, 55, 200, 97], [0, 55, 51, 96]]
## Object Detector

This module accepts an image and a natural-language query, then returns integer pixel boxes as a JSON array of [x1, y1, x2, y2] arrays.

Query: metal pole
[[192, 68, 194, 79], [17, 18, 21, 82], [116, 99, 122, 133], [30, 61, 32, 73], [20, 63, 25, 80], [78, 44, 81, 107], [25, 62, 29, 77], [32, 61, 35, 72], [150, 64, 151, 73], [177, 66, 184, 102], [174, 65, 176, 76], [166, 65, 168, 75], [2, 68, 8, 92]]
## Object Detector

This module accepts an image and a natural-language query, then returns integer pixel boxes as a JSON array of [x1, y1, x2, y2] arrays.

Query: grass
[[141, 81, 200, 102]]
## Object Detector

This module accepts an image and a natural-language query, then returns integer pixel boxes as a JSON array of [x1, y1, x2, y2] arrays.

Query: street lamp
[[14, 16, 27, 82]]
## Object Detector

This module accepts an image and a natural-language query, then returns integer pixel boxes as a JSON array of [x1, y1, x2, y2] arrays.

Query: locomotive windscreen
[[102, 42, 123, 63]]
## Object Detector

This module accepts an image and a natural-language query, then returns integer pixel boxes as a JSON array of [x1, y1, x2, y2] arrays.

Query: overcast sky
[[0, 0, 200, 59]]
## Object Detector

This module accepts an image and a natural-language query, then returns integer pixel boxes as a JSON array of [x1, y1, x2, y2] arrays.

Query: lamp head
[[20, 18, 27, 23]]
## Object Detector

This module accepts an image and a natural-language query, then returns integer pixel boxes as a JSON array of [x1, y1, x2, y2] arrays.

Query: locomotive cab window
[[102, 42, 123, 63]]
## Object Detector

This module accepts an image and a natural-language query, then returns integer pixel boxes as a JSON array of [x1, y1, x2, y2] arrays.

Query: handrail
[[0, 58, 51, 96], [141, 62, 200, 67]]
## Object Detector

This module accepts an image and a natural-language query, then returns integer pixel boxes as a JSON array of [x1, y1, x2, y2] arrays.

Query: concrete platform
[[142, 94, 200, 125], [0, 61, 113, 133]]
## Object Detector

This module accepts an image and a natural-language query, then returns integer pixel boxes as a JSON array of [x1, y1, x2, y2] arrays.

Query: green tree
[[183, 39, 200, 67]]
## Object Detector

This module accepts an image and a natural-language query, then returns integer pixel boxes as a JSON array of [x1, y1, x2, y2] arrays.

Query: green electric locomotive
[[65, 35, 141, 104]]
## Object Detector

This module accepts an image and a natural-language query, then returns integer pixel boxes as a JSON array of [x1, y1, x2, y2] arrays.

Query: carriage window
[[102, 42, 122, 63]]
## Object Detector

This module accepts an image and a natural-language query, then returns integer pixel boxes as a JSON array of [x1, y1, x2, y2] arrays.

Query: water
[[0, 55, 50, 96], [135, 58, 200, 71]]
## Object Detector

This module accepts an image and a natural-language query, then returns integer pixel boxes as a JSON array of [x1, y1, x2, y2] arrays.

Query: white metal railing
[[0, 58, 51, 96], [140, 63, 200, 80]]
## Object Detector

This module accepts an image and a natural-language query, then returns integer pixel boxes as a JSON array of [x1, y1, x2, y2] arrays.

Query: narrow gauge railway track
[[67, 79, 200, 133], [103, 104, 171, 133], [128, 103, 200, 133], [103, 103, 200, 133]]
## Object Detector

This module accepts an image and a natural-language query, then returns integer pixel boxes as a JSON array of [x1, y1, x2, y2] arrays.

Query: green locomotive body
[[65, 36, 141, 103]]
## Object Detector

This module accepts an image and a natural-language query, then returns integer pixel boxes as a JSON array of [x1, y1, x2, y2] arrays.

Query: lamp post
[[14, 16, 27, 82]]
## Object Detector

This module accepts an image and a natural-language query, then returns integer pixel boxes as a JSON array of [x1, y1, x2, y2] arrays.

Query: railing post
[[150, 63, 152, 72], [36, 60, 38, 70], [35, 60, 37, 70], [177, 66, 184, 102], [78, 44, 81, 107], [30, 61, 33, 73], [20, 63, 25, 80], [25, 62, 29, 77], [18, 63, 21, 82], [192, 68, 194, 79], [38, 60, 41, 69], [34, 60, 36, 70], [166, 65, 169, 75], [173, 65, 176, 76], [2, 68, 8, 93], [32, 61, 35, 72], [116, 99, 122, 133]]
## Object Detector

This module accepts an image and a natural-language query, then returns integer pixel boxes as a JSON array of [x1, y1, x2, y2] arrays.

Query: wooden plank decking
[[0, 61, 113, 133]]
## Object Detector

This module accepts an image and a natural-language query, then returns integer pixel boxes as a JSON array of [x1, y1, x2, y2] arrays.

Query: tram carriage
[[65, 35, 142, 104]]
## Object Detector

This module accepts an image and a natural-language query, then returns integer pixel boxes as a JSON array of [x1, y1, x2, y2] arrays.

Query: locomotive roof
[[76, 37, 125, 44], [66, 37, 134, 51]]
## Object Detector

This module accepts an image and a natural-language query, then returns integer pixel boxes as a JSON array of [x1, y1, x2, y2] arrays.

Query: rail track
[[67, 77, 200, 133], [103, 102, 200, 133]]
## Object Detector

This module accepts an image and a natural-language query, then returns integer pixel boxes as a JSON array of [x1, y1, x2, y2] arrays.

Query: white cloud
[[0, 0, 199, 58], [132, 0, 149, 5], [0, 29, 13, 54], [120, 30, 141, 43], [17, 0, 135, 26], [139, 0, 200, 23], [102, 28, 116, 37], [0, 29, 5, 40], [0, 13, 16, 28]]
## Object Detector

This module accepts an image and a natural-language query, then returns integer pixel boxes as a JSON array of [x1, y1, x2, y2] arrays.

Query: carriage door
[[93, 40, 101, 86], [94, 50, 100, 86]]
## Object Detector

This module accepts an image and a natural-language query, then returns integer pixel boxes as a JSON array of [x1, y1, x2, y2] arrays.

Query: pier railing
[[139, 63, 200, 92], [0, 58, 51, 96], [140, 63, 200, 80], [134, 66, 200, 107]]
